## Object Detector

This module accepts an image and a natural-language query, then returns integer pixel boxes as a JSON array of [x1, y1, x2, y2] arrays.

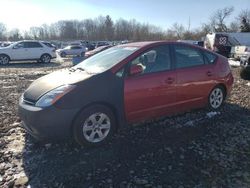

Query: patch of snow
[[206, 111, 220, 118], [228, 59, 240, 67], [45, 143, 52, 149], [246, 82, 250, 86]]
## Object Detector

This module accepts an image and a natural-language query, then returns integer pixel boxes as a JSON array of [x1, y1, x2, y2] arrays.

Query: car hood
[[23, 69, 94, 101]]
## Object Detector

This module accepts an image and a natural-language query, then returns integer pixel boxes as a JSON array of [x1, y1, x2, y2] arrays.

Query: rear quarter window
[[204, 51, 217, 64], [43, 42, 53, 48]]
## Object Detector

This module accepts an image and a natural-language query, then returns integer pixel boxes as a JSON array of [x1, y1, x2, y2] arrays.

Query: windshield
[[74, 46, 138, 73]]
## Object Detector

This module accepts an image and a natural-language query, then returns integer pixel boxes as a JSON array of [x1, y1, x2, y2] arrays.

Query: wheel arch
[[0, 53, 11, 60], [70, 101, 121, 138], [209, 83, 227, 99], [40, 53, 52, 59]]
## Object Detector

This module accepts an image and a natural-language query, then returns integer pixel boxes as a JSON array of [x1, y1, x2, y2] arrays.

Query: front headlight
[[35, 85, 75, 107]]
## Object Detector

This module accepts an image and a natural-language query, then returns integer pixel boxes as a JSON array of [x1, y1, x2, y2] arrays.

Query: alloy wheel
[[82, 113, 111, 143], [209, 88, 224, 109], [0, 56, 9, 65], [42, 55, 51, 63]]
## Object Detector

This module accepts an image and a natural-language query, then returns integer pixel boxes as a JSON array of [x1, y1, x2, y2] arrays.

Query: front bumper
[[18, 97, 79, 141]]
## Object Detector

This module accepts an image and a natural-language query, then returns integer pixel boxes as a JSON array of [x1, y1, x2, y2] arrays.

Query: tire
[[40, 54, 51, 63], [0, 54, 10, 65], [208, 86, 226, 110], [73, 105, 116, 146], [60, 52, 66, 57], [80, 52, 85, 57]]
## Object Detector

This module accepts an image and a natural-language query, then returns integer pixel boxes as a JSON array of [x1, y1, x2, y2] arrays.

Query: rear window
[[204, 51, 217, 64], [42, 42, 53, 48]]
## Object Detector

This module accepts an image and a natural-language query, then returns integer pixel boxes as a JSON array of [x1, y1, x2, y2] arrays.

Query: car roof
[[118, 41, 183, 48]]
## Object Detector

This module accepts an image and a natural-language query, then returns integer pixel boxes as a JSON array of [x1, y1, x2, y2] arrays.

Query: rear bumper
[[18, 97, 79, 141], [240, 56, 250, 71]]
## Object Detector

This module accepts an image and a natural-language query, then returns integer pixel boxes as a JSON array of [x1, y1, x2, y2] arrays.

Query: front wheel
[[73, 105, 116, 146], [0, 55, 10, 65], [208, 86, 225, 110], [40, 54, 51, 63]]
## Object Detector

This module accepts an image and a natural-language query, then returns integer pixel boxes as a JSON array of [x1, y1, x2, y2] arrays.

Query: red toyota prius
[[18, 41, 234, 146]]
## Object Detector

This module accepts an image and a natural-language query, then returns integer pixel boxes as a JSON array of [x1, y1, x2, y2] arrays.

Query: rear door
[[173, 44, 216, 111], [124, 44, 177, 122]]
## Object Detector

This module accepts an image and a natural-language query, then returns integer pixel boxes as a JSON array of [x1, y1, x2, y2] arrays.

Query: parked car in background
[[57, 45, 87, 57], [95, 41, 110, 48], [240, 50, 250, 72], [178, 40, 204, 47], [233, 45, 250, 60], [204, 32, 240, 57], [84, 45, 111, 58], [0, 41, 12, 47], [19, 41, 233, 146], [0, 40, 56, 65]]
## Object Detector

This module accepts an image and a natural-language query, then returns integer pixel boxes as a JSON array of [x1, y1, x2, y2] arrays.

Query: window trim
[[173, 44, 211, 70]]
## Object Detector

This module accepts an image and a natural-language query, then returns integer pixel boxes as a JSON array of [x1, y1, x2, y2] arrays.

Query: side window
[[203, 51, 217, 64], [24, 42, 43, 48], [174, 45, 204, 68], [71, 46, 81, 49], [130, 45, 171, 75], [14, 42, 24, 48]]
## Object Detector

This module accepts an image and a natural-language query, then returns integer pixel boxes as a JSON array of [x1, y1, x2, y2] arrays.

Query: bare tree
[[210, 6, 234, 32], [104, 15, 114, 40], [0, 23, 7, 40], [8, 29, 22, 41]]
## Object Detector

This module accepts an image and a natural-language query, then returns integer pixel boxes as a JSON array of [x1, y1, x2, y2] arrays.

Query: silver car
[[57, 45, 86, 57]]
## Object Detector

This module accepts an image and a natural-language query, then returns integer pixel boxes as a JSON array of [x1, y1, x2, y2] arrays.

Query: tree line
[[0, 7, 250, 42]]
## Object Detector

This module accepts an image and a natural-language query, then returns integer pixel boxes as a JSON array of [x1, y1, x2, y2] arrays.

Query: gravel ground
[[0, 60, 250, 188]]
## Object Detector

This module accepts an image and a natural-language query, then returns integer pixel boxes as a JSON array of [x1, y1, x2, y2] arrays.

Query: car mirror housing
[[130, 64, 143, 76]]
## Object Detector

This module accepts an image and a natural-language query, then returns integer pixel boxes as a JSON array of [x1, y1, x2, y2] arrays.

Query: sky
[[0, 0, 249, 31]]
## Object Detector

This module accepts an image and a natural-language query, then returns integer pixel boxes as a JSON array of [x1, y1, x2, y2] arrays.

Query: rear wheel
[[40, 54, 51, 63], [208, 86, 225, 110], [73, 105, 116, 146], [0, 54, 10, 65]]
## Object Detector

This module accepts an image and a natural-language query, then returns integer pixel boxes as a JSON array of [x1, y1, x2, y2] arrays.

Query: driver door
[[124, 45, 177, 122], [11, 42, 27, 60]]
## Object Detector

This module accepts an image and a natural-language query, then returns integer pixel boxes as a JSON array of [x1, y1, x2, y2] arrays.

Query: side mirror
[[130, 64, 143, 76]]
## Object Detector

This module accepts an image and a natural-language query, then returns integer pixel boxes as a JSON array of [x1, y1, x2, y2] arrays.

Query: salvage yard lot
[[0, 60, 250, 187]]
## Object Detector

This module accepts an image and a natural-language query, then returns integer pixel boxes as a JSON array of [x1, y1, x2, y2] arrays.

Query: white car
[[0, 40, 57, 65], [56, 45, 86, 57]]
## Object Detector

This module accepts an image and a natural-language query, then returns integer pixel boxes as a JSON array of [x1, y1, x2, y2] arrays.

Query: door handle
[[207, 71, 213, 77], [165, 77, 174, 84]]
